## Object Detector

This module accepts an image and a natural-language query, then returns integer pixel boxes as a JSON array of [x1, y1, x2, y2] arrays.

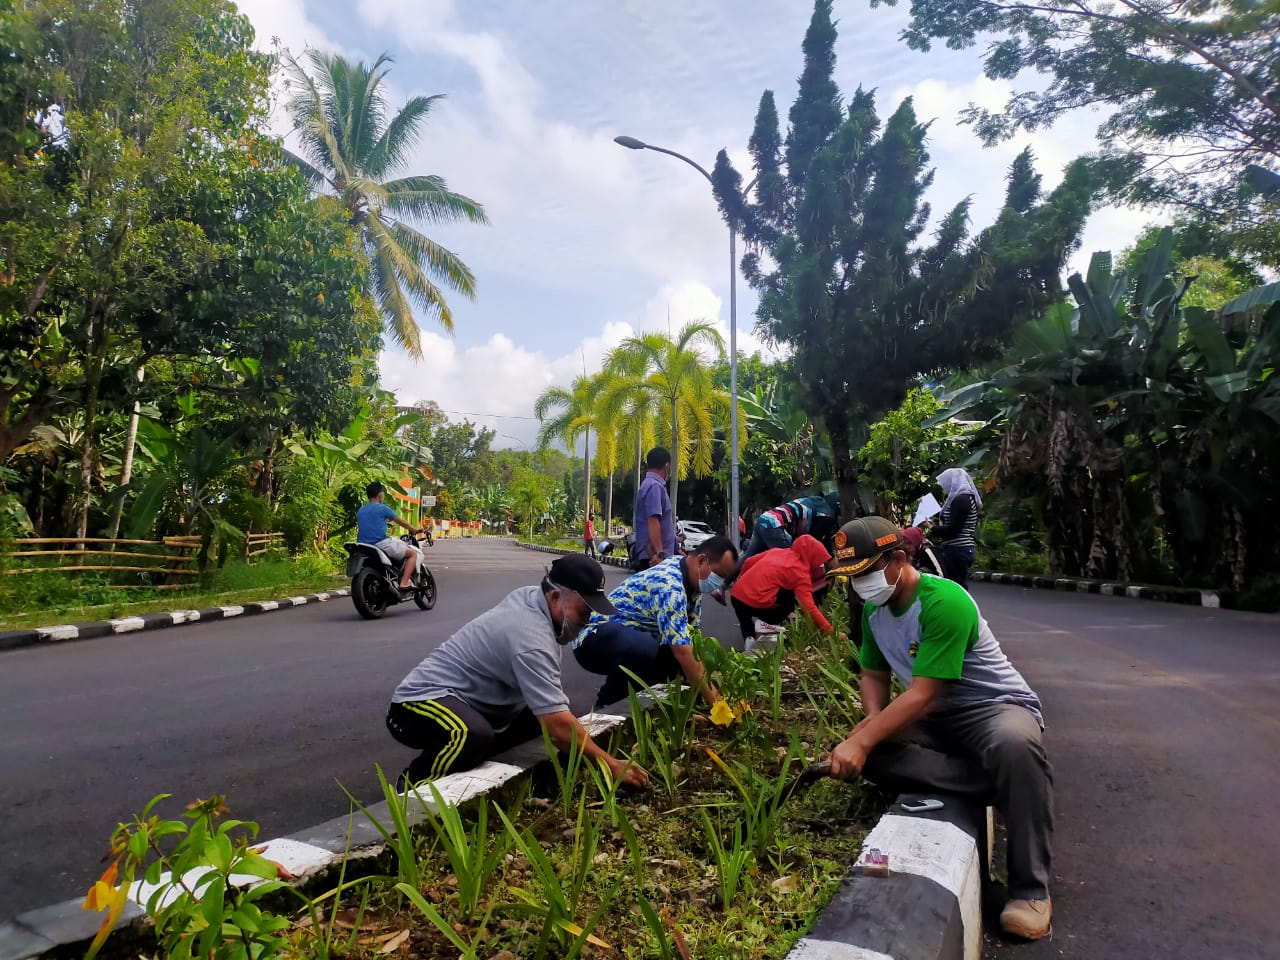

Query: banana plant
[[938, 228, 1280, 587]]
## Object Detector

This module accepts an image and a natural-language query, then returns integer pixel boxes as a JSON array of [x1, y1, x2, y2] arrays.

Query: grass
[[0, 555, 345, 631]]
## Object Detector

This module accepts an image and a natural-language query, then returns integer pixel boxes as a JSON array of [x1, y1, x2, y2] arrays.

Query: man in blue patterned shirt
[[573, 536, 739, 709]]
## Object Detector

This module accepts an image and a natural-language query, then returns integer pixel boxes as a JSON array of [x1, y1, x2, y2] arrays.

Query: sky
[[234, 0, 1151, 448]]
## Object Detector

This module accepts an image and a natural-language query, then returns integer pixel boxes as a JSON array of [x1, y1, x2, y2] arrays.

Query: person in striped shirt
[[924, 468, 981, 588], [742, 492, 841, 561]]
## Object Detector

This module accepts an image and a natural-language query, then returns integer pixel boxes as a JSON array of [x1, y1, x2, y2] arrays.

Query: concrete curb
[[785, 795, 987, 960], [515, 540, 631, 569], [0, 586, 351, 653], [971, 569, 1221, 608], [0, 710, 632, 960]]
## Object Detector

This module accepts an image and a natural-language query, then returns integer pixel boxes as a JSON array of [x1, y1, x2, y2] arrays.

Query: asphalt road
[[2, 541, 1277, 960], [977, 585, 1280, 960]]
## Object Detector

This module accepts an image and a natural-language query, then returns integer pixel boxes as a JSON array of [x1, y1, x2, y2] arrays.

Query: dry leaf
[[672, 925, 692, 960], [273, 860, 297, 880], [378, 929, 410, 954], [771, 875, 798, 894], [331, 907, 367, 930]]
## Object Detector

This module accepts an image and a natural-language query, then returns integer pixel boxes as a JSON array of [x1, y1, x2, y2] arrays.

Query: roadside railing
[[2, 532, 288, 589], [244, 531, 286, 560], [0, 537, 202, 589]]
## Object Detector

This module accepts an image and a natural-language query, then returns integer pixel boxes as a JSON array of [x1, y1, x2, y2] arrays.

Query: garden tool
[[779, 759, 833, 805]]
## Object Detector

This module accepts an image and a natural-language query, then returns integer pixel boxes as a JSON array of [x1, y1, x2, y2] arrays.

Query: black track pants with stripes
[[386, 696, 542, 785]]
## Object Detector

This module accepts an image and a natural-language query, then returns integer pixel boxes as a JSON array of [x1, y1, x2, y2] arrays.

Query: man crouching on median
[[828, 516, 1053, 941], [387, 554, 648, 791]]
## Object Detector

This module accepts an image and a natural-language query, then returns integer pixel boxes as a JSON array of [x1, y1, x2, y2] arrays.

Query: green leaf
[[1220, 281, 1280, 317], [1185, 309, 1236, 376]]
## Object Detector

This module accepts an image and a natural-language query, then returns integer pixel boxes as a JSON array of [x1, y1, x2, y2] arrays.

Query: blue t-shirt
[[633, 471, 675, 558], [357, 501, 398, 544]]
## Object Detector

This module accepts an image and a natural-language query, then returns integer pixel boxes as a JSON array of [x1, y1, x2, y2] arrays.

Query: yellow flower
[[710, 699, 737, 727], [82, 860, 119, 911], [82, 859, 129, 960]]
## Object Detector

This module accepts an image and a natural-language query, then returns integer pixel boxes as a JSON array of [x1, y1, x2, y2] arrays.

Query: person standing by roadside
[[583, 514, 597, 558], [828, 516, 1053, 941], [630, 447, 677, 572], [926, 468, 982, 588]]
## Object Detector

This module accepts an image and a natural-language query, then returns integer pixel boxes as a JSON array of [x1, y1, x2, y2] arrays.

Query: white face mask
[[852, 563, 900, 607]]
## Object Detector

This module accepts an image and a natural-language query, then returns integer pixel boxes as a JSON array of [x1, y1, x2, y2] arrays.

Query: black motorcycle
[[343, 534, 437, 619]]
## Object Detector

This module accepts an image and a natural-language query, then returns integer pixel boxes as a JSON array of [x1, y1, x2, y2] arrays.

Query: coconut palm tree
[[283, 50, 487, 356], [594, 367, 658, 529], [602, 322, 728, 509], [533, 374, 597, 527]]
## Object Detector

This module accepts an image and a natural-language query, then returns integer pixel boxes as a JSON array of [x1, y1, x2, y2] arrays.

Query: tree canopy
[[712, 0, 1102, 513], [870, 0, 1280, 266]]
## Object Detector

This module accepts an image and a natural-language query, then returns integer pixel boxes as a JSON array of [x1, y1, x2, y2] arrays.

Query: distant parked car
[[676, 519, 717, 550]]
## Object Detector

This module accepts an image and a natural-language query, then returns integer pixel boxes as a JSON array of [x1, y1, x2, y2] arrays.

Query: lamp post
[[614, 134, 752, 539]]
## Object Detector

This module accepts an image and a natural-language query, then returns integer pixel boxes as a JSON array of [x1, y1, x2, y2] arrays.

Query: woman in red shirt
[[729, 535, 837, 641]]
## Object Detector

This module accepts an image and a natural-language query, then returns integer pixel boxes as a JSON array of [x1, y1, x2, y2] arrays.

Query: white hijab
[[937, 468, 982, 511]]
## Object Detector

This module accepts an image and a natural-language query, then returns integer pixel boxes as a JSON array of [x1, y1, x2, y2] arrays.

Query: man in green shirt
[[827, 516, 1054, 941]]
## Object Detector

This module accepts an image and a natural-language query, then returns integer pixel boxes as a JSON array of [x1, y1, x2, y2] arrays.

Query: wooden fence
[[1, 531, 286, 589], [245, 531, 285, 560]]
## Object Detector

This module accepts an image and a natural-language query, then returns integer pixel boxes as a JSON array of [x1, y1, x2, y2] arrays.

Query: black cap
[[548, 554, 615, 615], [828, 516, 907, 577]]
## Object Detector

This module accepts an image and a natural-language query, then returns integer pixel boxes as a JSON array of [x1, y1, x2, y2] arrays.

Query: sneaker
[[1000, 897, 1052, 940], [710, 587, 728, 606]]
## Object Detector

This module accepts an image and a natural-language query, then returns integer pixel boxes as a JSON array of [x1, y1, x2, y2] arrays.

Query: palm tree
[[533, 374, 597, 529], [284, 50, 488, 356], [594, 367, 658, 531], [602, 322, 728, 509]]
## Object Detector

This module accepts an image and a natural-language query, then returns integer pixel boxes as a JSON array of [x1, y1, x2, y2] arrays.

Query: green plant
[[423, 784, 512, 920], [625, 667, 700, 759], [705, 740, 805, 860], [540, 719, 589, 821], [494, 801, 617, 958], [693, 628, 767, 705], [699, 807, 753, 910], [394, 883, 486, 960], [338, 765, 424, 889], [82, 795, 289, 960], [636, 898, 680, 960]]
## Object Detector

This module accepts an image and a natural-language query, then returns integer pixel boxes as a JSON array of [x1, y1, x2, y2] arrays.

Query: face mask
[[700, 571, 725, 594], [852, 563, 900, 607], [552, 585, 587, 644]]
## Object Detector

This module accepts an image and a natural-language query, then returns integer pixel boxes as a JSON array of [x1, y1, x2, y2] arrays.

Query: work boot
[[1000, 897, 1052, 940]]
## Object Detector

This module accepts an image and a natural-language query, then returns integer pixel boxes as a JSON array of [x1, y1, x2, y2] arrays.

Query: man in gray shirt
[[387, 554, 648, 790]]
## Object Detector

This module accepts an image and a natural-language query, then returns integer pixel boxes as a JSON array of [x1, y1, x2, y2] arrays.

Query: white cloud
[[890, 74, 1152, 275], [377, 279, 782, 450]]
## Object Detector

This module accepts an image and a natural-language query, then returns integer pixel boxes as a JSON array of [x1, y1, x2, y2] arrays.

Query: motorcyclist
[[357, 481, 425, 591]]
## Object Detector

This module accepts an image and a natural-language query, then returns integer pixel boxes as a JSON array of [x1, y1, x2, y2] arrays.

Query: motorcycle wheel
[[352, 568, 388, 619], [414, 568, 437, 610]]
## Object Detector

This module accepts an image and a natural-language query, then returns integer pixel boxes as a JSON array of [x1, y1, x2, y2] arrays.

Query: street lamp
[[614, 134, 752, 539]]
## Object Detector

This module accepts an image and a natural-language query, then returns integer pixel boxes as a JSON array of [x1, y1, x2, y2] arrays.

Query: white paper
[[912, 493, 942, 527]]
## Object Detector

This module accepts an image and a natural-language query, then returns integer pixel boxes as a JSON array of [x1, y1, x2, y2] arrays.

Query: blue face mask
[[700, 571, 725, 594]]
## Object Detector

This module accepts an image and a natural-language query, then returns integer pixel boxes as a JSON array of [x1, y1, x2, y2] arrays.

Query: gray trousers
[[863, 702, 1054, 900]]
